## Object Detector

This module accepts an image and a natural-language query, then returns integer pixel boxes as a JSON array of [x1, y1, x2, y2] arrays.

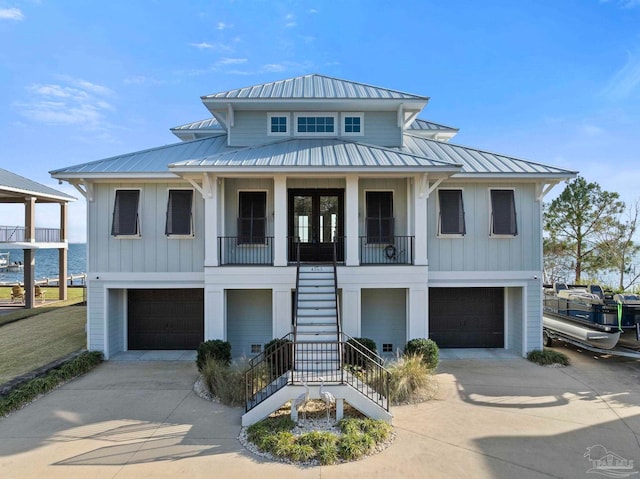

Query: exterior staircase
[[294, 264, 341, 374]]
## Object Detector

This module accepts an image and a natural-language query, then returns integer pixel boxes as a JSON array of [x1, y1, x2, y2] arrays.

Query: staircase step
[[299, 265, 334, 273], [299, 278, 335, 286], [297, 293, 335, 301]]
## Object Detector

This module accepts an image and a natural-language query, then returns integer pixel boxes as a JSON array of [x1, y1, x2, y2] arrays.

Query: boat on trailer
[[543, 283, 621, 350]]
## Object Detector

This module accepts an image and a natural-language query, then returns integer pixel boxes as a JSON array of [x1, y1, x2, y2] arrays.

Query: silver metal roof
[[0, 168, 75, 202], [170, 118, 223, 132], [50, 136, 229, 176], [401, 134, 577, 176], [202, 74, 428, 101], [410, 118, 458, 131], [170, 138, 460, 171]]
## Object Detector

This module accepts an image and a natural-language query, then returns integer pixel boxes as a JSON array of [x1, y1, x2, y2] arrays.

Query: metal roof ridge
[[411, 118, 460, 131], [402, 132, 578, 175]]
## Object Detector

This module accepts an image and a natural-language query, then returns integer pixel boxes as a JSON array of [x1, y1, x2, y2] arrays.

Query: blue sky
[[1, 0, 639, 242]]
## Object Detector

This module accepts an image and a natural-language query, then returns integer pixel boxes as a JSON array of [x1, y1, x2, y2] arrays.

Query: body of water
[[0, 243, 86, 285]]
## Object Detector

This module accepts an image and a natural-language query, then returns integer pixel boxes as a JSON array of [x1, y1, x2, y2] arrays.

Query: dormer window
[[268, 113, 289, 136], [342, 113, 364, 136], [294, 113, 338, 136]]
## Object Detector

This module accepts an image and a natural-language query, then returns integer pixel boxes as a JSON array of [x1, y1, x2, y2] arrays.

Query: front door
[[289, 189, 344, 262]]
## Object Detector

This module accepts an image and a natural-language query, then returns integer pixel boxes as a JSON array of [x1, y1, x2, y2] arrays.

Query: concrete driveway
[[1, 346, 639, 479]]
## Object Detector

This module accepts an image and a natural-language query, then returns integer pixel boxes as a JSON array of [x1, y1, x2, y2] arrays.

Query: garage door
[[429, 287, 504, 348], [128, 289, 204, 350]]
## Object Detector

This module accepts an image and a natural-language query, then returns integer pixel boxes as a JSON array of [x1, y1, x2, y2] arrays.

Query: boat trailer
[[544, 325, 640, 359]]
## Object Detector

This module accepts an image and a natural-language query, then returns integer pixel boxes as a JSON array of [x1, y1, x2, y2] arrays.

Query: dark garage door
[[128, 289, 204, 350], [429, 287, 504, 348]]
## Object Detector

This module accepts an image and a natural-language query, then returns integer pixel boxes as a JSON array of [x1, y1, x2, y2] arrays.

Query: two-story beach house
[[51, 74, 575, 422]]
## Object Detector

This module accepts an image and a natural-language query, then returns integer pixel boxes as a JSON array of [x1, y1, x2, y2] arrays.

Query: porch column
[[58, 202, 68, 300], [345, 175, 359, 266], [24, 196, 36, 309], [273, 176, 287, 266], [408, 285, 428, 339], [413, 175, 428, 266], [204, 174, 219, 267], [205, 286, 225, 339], [341, 286, 361, 337]]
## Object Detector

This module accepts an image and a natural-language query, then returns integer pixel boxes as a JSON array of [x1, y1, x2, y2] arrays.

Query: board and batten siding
[[526, 279, 543, 352], [427, 183, 541, 272], [89, 183, 205, 273], [361, 288, 407, 354], [506, 287, 523, 355], [228, 111, 402, 147], [226, 289, 273, 357], [224, 178, 274, 236]]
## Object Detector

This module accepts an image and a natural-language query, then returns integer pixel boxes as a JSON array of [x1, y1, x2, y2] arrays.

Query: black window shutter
[[491, 190, 517, 235], [166, 190, 193, 235], [366, 191, 394, 243], [112, 190, 140, 236], [238, 192, 266, 243], [439, 190, 465, 235]]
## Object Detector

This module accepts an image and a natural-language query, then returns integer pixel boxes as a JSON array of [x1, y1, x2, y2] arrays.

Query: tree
[[598, 199, 640, 291], [544, 176, 625, 283]]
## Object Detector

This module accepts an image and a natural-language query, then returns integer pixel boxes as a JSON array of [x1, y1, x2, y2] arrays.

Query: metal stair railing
[[244, 332, 391, 413]]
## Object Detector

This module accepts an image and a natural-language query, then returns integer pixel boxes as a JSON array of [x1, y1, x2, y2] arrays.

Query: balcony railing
[[0, 226, 61, 243], [218, 236, 274, 265], [359, 236, 414, 265]]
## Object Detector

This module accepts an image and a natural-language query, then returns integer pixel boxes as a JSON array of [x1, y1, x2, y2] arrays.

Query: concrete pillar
[[345, 175, 359, 266], [273, 176, 288, 266], [24, 197, 36, 308], [58, 202, 68, 300], [341, 287, 361, 337], [273, 287, 293, 337], [408, 286, 428, 339], [205, 286, 225, 340]]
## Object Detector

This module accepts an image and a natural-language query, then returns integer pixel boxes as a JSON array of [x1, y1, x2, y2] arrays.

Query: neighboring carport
[[0, 168, 75, 308]]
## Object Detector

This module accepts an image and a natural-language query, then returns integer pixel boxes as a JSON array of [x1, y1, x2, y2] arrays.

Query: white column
[[273, 176, 288, 266], [345, 175, 359, 266], [341, 287, 361, 337], [205, 287, 225, 340], [273, 287, 293, 337], [413, 175, 428, 266], [408, 286, 428, 339], [204, 175, 218, 267]]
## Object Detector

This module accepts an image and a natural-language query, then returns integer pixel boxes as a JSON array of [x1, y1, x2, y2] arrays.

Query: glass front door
[[289, 189, 344, 262]]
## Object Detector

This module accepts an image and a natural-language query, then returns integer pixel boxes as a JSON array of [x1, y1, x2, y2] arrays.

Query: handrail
[[332, 241, 341, 340], [244, 333, 390, 413], [293, 239, 301, 341]]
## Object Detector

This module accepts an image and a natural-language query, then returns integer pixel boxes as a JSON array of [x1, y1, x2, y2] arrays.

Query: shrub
[[387, 354, 435, 404], [337, 431, 374, 460], [196, 340, 231, 371], [201, 358, 247, 406], [344, 337, 378, 369], [264, 338, 292, 378], [0, 351, 103, 417], [404, 338, 439, 369], [527, 349, 569, 367]]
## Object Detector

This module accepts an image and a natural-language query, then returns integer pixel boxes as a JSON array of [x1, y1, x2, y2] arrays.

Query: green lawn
[[0, 286, 85, 326], [0, 305, 87, 384]]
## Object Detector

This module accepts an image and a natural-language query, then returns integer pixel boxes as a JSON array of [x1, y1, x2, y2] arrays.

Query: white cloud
[[218, 57, 248, 65], [217, 21, 232, 30], [286, 22, 297, 28], [262, 64, 287, 73], [190, 41, 215, 50], [16, 77, 115, 130], [601, 50, 640, 100], [0, 7, 24, 20], [308, 9, 319, 14], [579, 124, 605, 136]]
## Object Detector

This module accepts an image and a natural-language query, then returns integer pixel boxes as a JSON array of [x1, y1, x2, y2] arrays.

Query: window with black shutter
[[438, 190, 466, 235], [366, 191, 394, 243], [111, 190, 140, 236], [238, 191, 266, 244], [490, 189, 518, 236], [166, 190, 193, 236]]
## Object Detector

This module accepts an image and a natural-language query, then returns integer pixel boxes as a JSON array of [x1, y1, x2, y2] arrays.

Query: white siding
[[359, 178, 408, 236], [87, 280, 105, 356], [427, 183, 541, 272], [89, 183, 205, 273], [223, 178, 274, 236], [228, 111, 402, 147], [506, 287, 523, 355], [526, 280, 543, 352]]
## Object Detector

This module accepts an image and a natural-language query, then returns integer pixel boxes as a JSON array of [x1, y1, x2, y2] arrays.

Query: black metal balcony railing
[[218, 236, 274, 265], [359, 236, 414, 265], [0, 226, 62, 243]]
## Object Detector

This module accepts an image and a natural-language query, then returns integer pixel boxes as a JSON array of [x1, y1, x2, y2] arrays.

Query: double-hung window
[[438, 189, 466, 236], [111, 190, 140, 237], [366, 191, 394, 243], [490, 189, 518, 236], [238, 191, 267, 244], [165, 189, 194, 236]]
